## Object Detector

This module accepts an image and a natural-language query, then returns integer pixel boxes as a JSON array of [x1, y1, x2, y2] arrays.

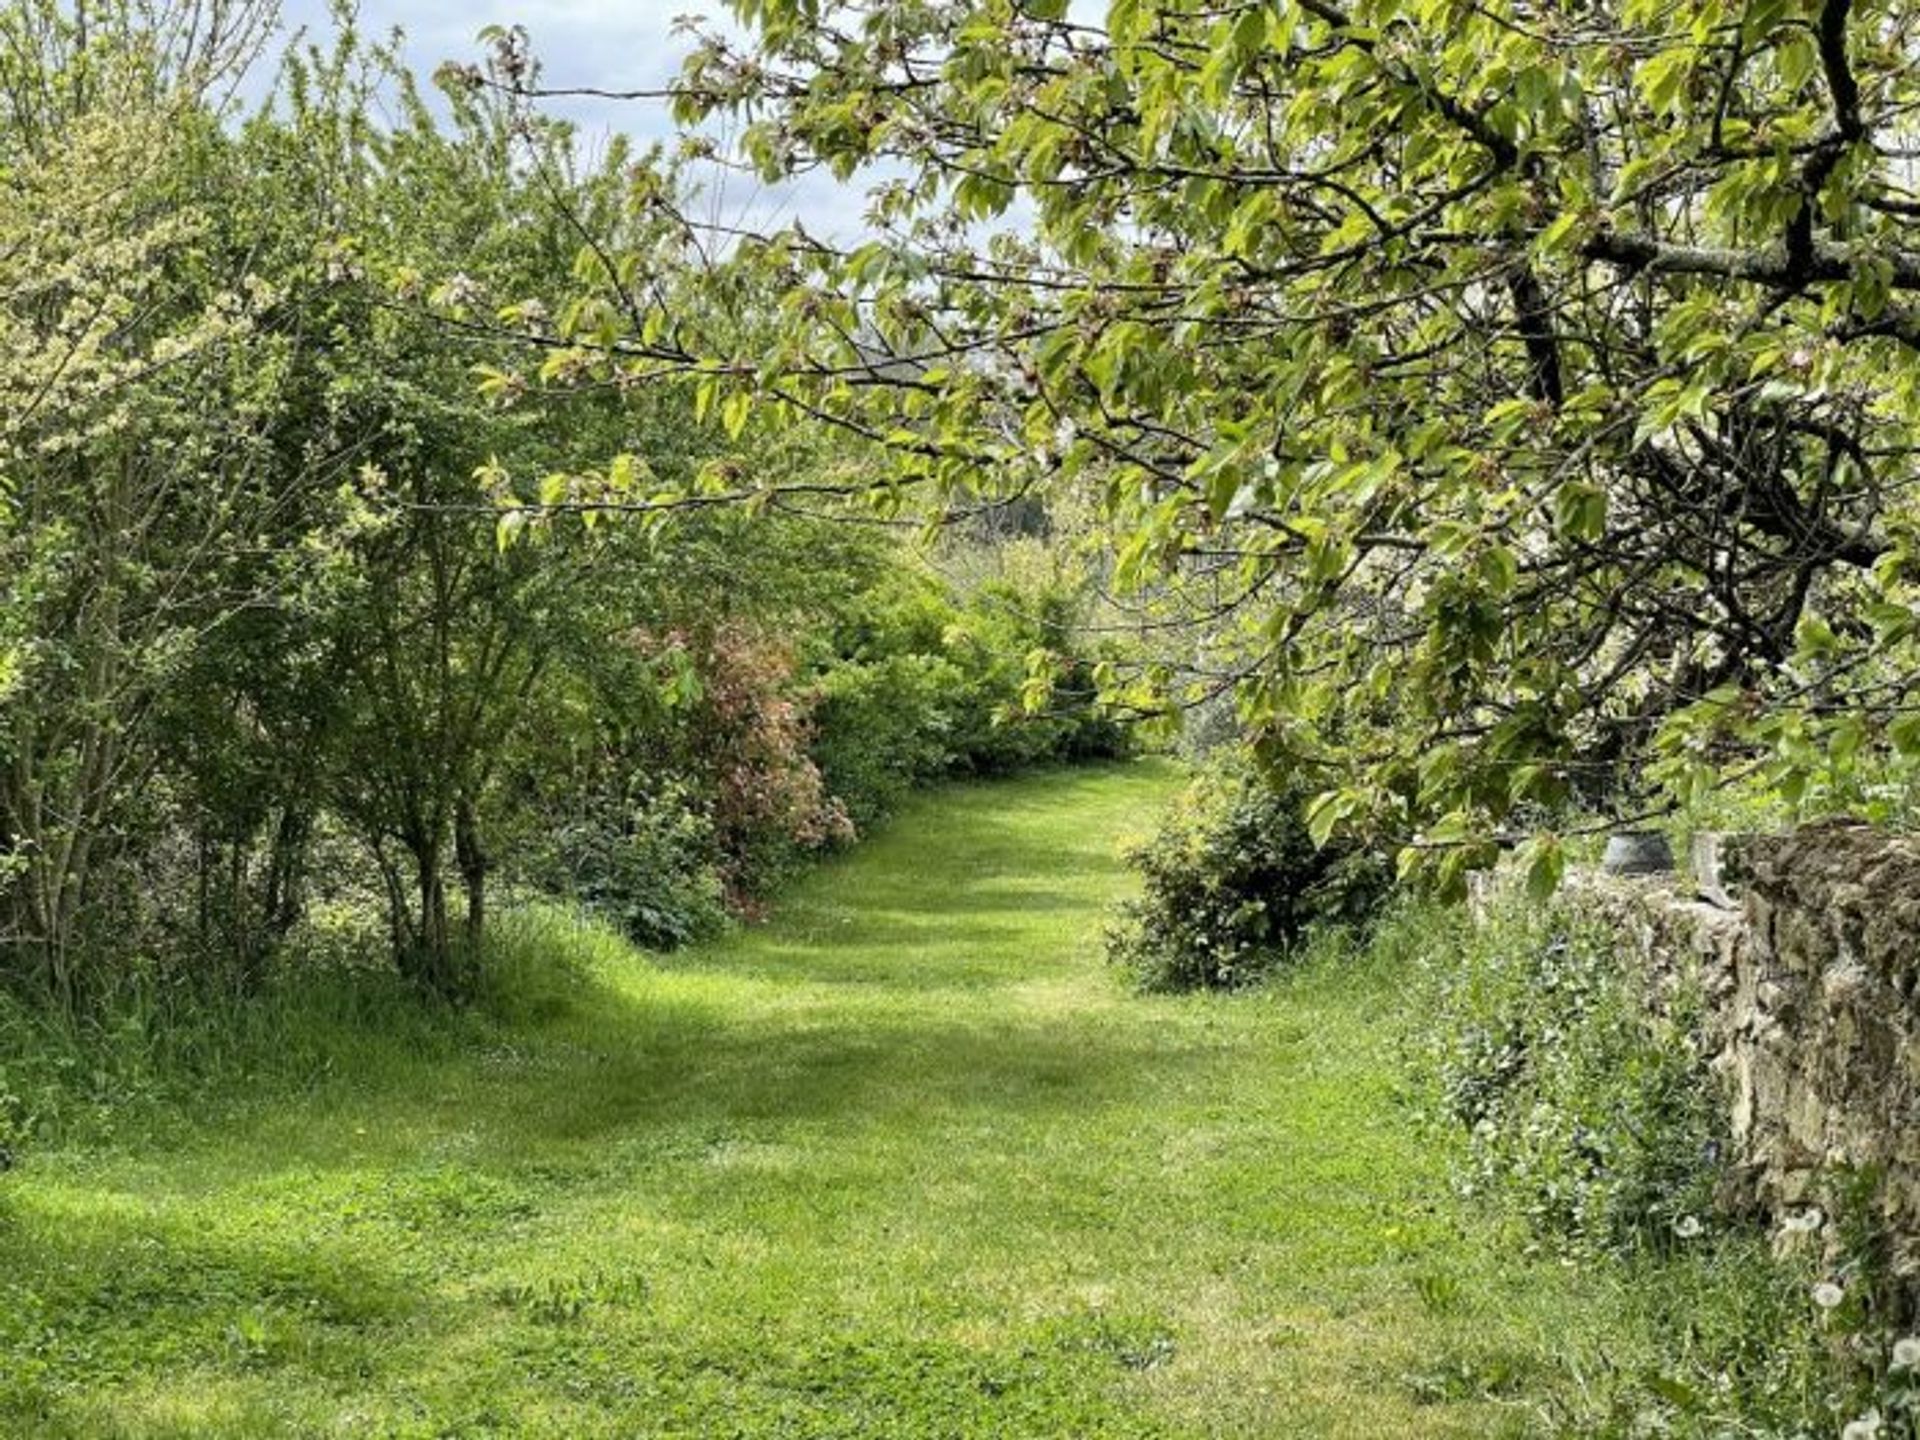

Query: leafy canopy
[[486, 0, 1920, 884]]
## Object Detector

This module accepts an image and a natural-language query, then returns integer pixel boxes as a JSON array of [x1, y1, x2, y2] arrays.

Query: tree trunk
[[454, 794, 487, 956], [400, 834, 459, 998], [262, 807, 311, 942], [373, 841, 408, 958]]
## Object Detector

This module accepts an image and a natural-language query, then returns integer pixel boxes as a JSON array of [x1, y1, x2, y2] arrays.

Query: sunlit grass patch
[[0, 763, 1674, 1437]]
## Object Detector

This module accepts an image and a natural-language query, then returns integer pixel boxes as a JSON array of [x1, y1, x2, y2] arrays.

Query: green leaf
[[1520, 834, 1565, 901], [495, 509, 527, 551], [1306, 789, 1355, 849]]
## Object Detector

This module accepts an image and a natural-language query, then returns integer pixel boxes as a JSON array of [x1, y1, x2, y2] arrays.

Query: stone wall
[[1571, 822, 1920, 1292]]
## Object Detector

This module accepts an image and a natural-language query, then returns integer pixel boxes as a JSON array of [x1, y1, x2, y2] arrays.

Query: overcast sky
[[272, 0, 871, 237]]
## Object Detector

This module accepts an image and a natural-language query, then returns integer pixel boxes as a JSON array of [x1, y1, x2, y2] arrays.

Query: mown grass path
[[0, 763, 1602, 1438]]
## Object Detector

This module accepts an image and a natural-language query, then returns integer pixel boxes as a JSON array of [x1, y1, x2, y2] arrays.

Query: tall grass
[[0, 902, 622, 1155]]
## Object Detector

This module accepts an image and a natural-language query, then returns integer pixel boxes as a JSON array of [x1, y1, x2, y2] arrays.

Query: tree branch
[[1587, 231, 1920, 290]]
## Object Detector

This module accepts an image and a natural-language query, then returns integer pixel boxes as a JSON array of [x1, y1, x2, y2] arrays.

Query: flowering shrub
[[701, 624, 853, 853], [513, 566, 1136, 940], [1105, 760, 1390, 992]]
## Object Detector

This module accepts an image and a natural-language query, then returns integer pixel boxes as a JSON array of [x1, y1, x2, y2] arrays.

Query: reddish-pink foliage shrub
[[642, 621, 854, 907]]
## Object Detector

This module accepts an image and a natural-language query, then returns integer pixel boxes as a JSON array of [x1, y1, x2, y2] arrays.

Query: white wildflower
[[1812, 1281, 1846, 1310], [1892, 1336, 1920, 1371], [1783, 1207, 1825, 1235], [1840, 1409, 1881, 1440], [1673, 1215, 1704, 1240]]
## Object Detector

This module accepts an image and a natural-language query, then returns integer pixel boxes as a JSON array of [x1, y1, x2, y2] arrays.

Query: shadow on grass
[[472, 999, 1187, 1144], [0, 763, 1196, 1430], [0, 760, 1186, 1167], [97, 957, 1213, 1197], [0, 1184, 427, 1424]]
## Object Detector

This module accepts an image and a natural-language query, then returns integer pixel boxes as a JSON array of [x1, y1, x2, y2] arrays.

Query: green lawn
[[0, 762, 1629, 1438]]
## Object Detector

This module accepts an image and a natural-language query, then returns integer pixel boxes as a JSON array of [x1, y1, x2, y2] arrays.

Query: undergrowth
[[1396, 893, 1918, 1439], [0, 902, 607, 1158]]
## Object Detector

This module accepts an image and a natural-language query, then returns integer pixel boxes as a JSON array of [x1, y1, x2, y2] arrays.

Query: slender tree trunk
[[262, 807, 310, 941], [196, 821, 212, 942], [402, 834, 458, 998], [454, 794, 486, 955], [372, 840, 412, 966]]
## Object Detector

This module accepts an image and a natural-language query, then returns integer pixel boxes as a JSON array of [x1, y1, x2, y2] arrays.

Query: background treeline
[[0, 1, 1130, 1013]]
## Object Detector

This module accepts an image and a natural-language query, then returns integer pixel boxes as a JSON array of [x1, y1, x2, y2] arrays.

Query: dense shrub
[[938, 578, 1133, 772], [521, 781, 729, 951], [809, 567, 1133, 827], [495, 562, 1136, 948], [1105, 761, 1390, 992], [809, 653, 964, 827]]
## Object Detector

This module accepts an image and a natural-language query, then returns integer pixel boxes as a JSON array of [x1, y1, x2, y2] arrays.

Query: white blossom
[[441, 272, 484, 309], [1783, 1207, 1825, 1235]]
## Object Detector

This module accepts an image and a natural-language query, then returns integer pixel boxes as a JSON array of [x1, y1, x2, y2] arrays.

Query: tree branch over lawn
[[468, 0, 1920, 886]]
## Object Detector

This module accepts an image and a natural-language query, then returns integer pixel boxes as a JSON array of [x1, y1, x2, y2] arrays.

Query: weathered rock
[[1690, 830, 1735, 909], [1552, 824, 1920, 1305]]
